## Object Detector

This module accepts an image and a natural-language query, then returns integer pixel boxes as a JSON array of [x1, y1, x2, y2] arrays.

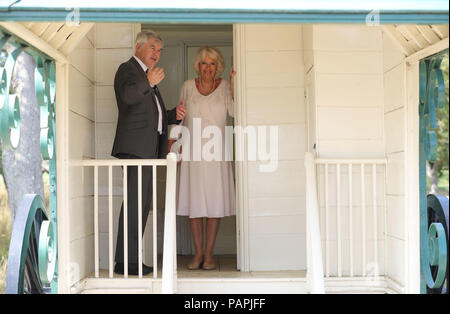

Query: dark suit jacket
[[111, 57, 180, 159]]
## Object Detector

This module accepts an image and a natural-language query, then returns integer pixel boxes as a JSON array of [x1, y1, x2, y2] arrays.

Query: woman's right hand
[[176, 99, 187, 120]]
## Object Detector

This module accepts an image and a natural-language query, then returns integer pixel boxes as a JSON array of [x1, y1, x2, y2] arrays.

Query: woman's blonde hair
[[193, 46, 225, 78]]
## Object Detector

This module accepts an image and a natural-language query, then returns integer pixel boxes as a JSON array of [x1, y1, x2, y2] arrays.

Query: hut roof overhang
[[0, 0, 448, 63], [0, 0, 448, 24]]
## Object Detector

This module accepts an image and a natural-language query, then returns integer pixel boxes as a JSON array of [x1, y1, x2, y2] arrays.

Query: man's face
[[136, 37, 163, 69]]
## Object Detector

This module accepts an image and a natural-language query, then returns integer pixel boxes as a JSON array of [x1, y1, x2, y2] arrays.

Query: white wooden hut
[[1, 1, 448, 294]]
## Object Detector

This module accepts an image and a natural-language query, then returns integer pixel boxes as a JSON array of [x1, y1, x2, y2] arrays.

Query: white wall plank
[[382, 32, 407, 288], [313, 24, 382, 52], [315, 74, 383, 108], [386, 237, 406, 285], [69, 167, 94, 200], [95, 23, 135, 48], [68, 66, 95, 121], [69, 236, 94, 286], [70, 196, 94, 241], [95, 48, 134, 86], [248, 160, 305, 199], [240, 24, 307, 271], [249, 234, 306, 270], [69, 111, 95, 159], [246, 87, 305, 125], [245, 24, 303, 51], [317, 108, 383, 140], [384, 63, 406, 113], [96, 86, 118, 123], [246, 51, 304, 87], [386, 152, 405, 196], [312, 25, 385, 160], [315, 51, 383, 74], [95, 123, 116, 160], [386, 195, 406, 241], [382, 32, 406, 72], [250, 215, 305, 236], [249, 197, 306, 217], [68, 23, 97, 286], [68, 41, 95, 83], [385, 108, 406, 154]]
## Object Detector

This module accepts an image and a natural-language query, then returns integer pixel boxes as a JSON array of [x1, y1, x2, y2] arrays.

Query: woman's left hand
[[230, 66, 236, 84], [230, 66, 236, 100]]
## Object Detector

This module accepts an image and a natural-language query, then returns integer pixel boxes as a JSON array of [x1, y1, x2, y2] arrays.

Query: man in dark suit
[[112, 30, 186, 275]]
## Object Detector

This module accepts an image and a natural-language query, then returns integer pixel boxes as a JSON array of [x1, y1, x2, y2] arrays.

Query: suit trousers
[[114, 139, 160, 264]]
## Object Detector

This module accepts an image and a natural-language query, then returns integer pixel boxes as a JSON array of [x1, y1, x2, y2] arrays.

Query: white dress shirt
[[133, 55, 163, 134]]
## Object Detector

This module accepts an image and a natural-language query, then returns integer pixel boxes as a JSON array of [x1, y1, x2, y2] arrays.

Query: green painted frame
[[418, 49, 449, 294]]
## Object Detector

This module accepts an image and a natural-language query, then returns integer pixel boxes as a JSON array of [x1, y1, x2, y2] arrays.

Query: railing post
[[304, 152, 325, 294], [162, 153, 178, 294]]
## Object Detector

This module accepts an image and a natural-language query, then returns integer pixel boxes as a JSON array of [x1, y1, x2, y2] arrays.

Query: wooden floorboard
[[91, 255, 306, 280]]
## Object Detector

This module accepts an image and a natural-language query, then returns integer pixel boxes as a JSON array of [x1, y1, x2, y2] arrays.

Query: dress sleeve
[[224, 80, 234, 118]]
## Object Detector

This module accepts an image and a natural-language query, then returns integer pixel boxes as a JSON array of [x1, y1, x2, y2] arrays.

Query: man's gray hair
[[135, 30, 163, 47]]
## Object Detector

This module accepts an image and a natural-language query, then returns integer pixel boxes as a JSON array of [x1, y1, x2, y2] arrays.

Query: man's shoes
[[114, 263, 153, 276]]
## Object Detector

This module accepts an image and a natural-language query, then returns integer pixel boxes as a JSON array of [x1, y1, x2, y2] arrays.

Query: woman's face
[[199, 54, 217, 80]]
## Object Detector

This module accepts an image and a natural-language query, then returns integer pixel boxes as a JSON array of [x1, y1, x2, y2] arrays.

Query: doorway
[[141, 24, 237, 269]]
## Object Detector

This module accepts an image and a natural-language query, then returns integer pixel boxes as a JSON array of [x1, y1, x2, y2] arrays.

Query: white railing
[[75, 153, 178, 293], [305, 153, 388, 291]]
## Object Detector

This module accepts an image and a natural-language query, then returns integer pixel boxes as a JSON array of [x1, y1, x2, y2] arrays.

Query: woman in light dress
[[176, 46, 236, 270]]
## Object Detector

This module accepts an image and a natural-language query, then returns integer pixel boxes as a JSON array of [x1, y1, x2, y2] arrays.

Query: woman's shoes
[[187, 257, 203, 270], [187, 256, 216, 270], [202, 261, 216, 270], [202, 257, 216, 270]]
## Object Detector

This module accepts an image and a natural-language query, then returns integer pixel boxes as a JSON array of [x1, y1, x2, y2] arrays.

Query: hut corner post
[[161, 153, 178, 294], [304, 152, 325, 294]]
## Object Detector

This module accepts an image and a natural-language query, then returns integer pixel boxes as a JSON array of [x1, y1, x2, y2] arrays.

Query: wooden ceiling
[[17, 22, 94, 56], [382, 24, 448, 56]]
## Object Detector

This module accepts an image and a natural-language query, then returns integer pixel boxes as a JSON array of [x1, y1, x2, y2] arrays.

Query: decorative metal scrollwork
[[0, 34, 23, 149], [5, 194, 56, 294], [1, 29, 58, 294], [38, 219, 57, 285], [35, 56, 56, 161], [419, 50, 449, 294]]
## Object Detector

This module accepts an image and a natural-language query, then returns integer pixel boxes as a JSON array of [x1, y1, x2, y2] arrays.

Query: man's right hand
[[147, 66, 165, 86]]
